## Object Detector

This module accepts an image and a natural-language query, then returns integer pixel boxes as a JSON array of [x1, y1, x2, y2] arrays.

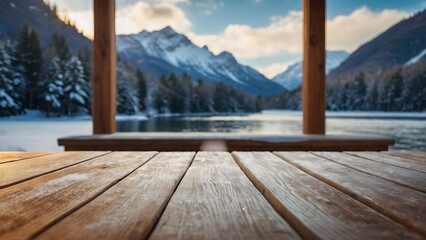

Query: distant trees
[[39, 57, 63, 117]]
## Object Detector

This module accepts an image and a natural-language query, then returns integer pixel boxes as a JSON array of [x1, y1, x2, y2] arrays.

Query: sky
[[46, 0, 426, 78]]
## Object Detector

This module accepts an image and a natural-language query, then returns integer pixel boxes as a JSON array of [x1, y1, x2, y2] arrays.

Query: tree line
[[0, 25, 259, 117], [266, 63, 426, 112]]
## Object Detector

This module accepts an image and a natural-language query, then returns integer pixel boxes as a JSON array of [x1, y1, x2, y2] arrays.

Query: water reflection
[[116, 112, 426, 150]]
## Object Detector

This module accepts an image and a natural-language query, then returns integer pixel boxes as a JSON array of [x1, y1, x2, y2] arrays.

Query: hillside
[[329, 9, 426, 80], [0, 0, 90, 51], [117, 27, 286, 96]]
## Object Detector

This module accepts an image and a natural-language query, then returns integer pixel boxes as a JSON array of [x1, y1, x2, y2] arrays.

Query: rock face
[[0, 0, 91, 51], [272, 51, 349, 90], [117, 27, 286, 96]]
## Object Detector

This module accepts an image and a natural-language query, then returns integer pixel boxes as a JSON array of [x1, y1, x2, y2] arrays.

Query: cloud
[[58, 0, 192, 38], [187, 6, 409, 60], [192, 0, 224, 15], [257, 62, 291, 79]]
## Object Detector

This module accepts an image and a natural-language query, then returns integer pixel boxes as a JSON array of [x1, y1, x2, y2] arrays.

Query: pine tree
[[136, 70, 147, 111], [117, 82, 137, 115], [63, 56, 89, 116], [40, 57, 63, 117], [0, 47, 20, 116], [4, 41, 25, 113], [51, 33, 70, 70], [15, 25, 43, 109]]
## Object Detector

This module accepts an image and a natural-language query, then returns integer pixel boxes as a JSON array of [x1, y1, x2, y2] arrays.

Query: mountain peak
[[158, 26, 176, 35], [217, 51, 237, 63]]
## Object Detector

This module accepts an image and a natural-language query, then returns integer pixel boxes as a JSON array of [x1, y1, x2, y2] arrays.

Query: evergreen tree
[[4, 41, 25, 113], [51, 33, 70, 70], [136, 70, 147, 111], [63, 56, 89, 115], [40, 57, 63, 117], [117, 82, 137, 115], [353, 72, 367, 110], [15, 25, 43, 109], [0, 47, 20, 116]]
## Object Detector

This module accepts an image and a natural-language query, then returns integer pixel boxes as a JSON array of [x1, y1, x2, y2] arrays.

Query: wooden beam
[[92, 0, 116, 134], [303, 0, 326, 134]]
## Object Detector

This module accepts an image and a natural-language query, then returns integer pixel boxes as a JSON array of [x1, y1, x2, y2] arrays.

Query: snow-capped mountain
[[117, 27, 285, 96], [272, 51, 349, 90]]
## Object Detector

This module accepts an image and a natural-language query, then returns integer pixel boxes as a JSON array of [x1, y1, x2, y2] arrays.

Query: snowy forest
[[267, 63, 426, 112], [0, 25, 260, 117]]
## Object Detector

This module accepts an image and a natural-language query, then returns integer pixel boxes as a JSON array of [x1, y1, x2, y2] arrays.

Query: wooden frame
[[92, 0, 116, 134], [303, 0, 326, 134], [91, 0, 326, 135]]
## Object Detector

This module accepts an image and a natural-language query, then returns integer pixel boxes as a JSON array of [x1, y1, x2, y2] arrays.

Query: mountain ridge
[[117, 27, 286, 96]]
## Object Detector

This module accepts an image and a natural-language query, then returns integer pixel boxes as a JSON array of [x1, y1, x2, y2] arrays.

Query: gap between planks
[[0, 152, 158, 239], [36, 152, 195, 240], [273, 151, 426, 237], [232, 152, 423, 240], [311, 152, 426, 193], [0, 151, 112, 189], [0, 152, 55, 164]]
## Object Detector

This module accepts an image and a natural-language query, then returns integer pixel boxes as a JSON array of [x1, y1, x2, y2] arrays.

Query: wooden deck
[[58, 133, 395, 151], [1, 151, 425, 239]]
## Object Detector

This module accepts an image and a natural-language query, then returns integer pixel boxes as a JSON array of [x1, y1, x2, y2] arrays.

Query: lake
[[1, 111, 425, 151]]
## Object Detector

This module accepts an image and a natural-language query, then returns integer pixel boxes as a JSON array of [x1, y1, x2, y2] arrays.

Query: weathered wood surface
[[233, 152, 421, 239], [150, 152, 300, 239], [0, 151, 109, 188], [37, 152, 194, 240], [1, 151, 425, 239], [58, 133, 394, 151], [383, 151, 426, 162], [275, 152, 426, 236], [0, 152, 157, 239], [0, 152, 53, 164], [348, 151, 426, 173], [313, 152, 426, 192]]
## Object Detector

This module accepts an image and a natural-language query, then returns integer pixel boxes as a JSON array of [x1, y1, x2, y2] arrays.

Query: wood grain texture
[[348, 152, 426, 173], [233, 152, 422, 240], [313, 152, 426, 192], [0, 152, 53, 164], [37, 152, 195, 240], [275, 152, 426, 237], [0, 151, 157, 239], [92, 0, 116, 134], [58, 133, 394, 151], [303, 0, 326, 134], [0, 151, 109, 188], [383, 151, 426, 162], [150, 152, 300, 240]]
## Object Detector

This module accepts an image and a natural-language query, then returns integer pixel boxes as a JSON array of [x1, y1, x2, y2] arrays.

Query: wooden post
[[92, 0, 116, 134], [302, 0, 326, 134]]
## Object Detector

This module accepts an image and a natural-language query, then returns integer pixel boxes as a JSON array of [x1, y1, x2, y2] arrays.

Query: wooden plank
[[384, 151, 426, 162], [233, 152, 422, 239], [58, 133, 394, 151], [0, 151, 109, 188], [0, 152, 53, 164], [348, 152, 426, 173], [275, 152, 426, 236], [37, 152, 195, 240], [303, 0, 326, 134], [313, 152, 426, 193], [150, 152, 300, 240], [92, 0, 116, 134], [0, 151, 157, 239]]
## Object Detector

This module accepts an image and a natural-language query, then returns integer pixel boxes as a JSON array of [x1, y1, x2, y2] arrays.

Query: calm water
[[117, 111, 426, 151]]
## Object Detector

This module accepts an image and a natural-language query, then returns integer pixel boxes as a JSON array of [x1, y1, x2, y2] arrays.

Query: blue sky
[[48, 0, 426, 78]]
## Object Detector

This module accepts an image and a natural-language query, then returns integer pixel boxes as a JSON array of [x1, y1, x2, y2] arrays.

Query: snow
[[0, 110, 149, 151], [272, 51, 349, 90], [9, 2, 16, 8], [404, 48, 426, 66], [29, 5, 40, 11]]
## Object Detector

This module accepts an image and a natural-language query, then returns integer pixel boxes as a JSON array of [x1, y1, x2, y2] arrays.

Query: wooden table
[[1, 151, 425, 239]]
